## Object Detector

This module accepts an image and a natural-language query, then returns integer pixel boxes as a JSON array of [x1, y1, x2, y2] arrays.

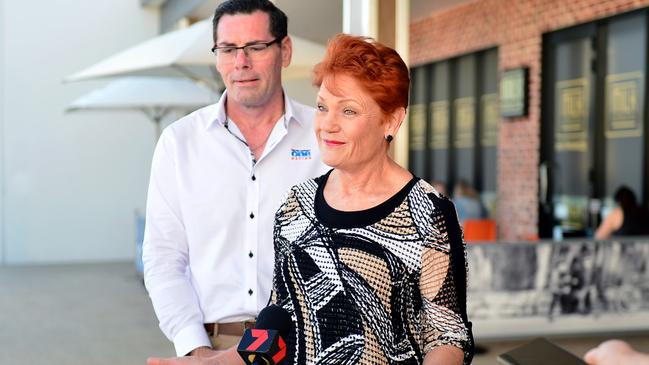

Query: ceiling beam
[[140, 0, 167, 7], [160, 0, 204, 32]]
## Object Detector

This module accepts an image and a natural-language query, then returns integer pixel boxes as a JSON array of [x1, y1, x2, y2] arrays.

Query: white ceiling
[[186, 0, 342, 44]]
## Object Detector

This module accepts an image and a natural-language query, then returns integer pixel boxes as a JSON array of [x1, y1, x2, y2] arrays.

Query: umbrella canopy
[[66, 76, 217, 138], [64, 19, 326, 85]]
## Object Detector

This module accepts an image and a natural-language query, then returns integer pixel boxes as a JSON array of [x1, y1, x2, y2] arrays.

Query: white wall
[[284, 77, 318, 107], [3, 1, 160, 264]]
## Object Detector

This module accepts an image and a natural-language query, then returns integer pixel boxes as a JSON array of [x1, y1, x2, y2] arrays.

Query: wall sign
[[500, 68, 529, 118], [555, 78, 589, 151], [606, 71, 644, 139]]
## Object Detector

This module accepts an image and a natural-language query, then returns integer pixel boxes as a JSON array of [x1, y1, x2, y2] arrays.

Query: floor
[[0, 262, 647, 365], [0, 262, 173, 365]]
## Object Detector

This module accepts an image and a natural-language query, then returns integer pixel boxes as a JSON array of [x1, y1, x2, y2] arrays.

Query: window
[[540, 11, 648, 238], [409, 48, 499, 216]]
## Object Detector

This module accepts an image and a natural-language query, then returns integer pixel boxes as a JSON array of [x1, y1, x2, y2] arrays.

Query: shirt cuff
[[173, 323, 212, 356]]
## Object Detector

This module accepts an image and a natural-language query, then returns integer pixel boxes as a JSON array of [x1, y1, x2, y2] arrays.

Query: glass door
[[542, 24, 597, 237], [603, 13, 646, 212], [540, 12, 648, 238]]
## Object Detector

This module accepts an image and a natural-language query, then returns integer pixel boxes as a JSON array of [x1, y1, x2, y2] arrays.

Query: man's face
[[215, 11, 292, 108]]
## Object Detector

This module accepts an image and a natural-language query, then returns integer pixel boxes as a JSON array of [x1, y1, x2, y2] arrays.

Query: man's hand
[[190, 347, 220, 358], [584, 339, 649, 365], [147, 346, 244, 365], [147, 355, 213, 365]]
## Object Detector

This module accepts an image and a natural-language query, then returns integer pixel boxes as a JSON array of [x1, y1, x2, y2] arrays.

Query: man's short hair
[[212, 0, 288, 43]]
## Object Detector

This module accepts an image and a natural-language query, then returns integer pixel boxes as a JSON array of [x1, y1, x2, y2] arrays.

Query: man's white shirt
[[143, 91, 328, 356]]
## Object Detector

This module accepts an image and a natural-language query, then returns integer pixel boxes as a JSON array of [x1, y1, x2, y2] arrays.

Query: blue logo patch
[[291, 149, 312, 160]]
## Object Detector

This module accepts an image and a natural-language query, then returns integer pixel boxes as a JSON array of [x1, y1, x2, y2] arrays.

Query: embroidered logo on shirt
[[291, 149, 312, 160]]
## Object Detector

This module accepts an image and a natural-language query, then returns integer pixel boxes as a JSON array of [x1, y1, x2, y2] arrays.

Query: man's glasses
[[211, 38, 282, 63]]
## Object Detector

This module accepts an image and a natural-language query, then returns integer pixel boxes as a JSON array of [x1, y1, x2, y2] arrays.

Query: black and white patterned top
[[271, 171, 474, 365]]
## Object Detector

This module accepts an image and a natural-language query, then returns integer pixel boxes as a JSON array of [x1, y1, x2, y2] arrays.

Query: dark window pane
[[454, 55, 476, 185], [480, 49, 499, 217], [429, 62, 450, 185], [604, 13, 646, 209], [552, 37, 594, 231], [409, 66, 428, 179]]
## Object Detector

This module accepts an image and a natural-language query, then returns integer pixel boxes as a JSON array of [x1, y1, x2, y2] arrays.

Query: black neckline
[[314, 169, 419, 229]]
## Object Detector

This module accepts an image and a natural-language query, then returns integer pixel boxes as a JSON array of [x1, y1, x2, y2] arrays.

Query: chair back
[[463, 219, 497, 243]]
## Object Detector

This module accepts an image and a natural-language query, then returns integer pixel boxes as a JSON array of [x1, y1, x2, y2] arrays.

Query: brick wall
[[410, 0, 649, 240]]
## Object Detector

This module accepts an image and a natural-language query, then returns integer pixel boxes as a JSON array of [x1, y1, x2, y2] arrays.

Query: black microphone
[[237, 305, 292, 365]]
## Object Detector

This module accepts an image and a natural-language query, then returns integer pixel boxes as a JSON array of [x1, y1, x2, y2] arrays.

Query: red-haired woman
[[271, 34, 474, 365]]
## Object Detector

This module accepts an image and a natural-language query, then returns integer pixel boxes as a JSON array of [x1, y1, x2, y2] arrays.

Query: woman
[[595, 186, 649, 239], [148, 34, 473, 365], [271, 34, 473, 365]]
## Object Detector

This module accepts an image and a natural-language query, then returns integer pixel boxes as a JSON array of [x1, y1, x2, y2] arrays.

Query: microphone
[[237, 305, 292, 365]]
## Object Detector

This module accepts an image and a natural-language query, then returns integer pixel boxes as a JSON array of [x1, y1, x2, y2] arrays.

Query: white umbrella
[[66, 76, 217, 138], [64, 18, 326, 86]]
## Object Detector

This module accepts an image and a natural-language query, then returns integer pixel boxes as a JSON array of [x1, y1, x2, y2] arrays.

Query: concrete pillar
[[343, 0, 378, 38], [343, 0, 410, 168], [391, 0, 410, 169]]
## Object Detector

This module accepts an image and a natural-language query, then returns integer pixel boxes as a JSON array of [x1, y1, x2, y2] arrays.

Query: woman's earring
[[385, 135, 394, 143]]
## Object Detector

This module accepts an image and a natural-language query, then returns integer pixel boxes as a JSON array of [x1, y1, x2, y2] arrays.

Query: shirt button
[[251, 175, 256, 181], [248, 289, 253, 295], [249, 212, 255, 219], [249, 251, 254, 258]]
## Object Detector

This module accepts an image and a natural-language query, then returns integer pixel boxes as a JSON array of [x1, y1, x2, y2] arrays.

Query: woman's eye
[[317, 104, 327, 112], [343, 108, 356, 115]]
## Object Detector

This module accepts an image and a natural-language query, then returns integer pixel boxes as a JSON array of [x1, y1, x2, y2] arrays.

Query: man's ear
[[281, 36, 293, 68]]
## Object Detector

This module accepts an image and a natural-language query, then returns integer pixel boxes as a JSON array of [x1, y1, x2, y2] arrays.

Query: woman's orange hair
[[313, 34, 410, 115]]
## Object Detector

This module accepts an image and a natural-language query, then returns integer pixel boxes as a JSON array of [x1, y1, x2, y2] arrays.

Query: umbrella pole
[[141, 108, 167, 144], [153, 117, 162, 142]]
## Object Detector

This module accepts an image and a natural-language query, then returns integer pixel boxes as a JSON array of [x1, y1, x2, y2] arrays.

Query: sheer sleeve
[[418, 193, 474, 364]]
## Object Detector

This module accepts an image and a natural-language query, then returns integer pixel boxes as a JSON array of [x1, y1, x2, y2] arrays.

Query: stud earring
[[385, 135, 394, 143]]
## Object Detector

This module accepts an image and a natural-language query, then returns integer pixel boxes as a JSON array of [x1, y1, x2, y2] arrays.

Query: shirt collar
[[206, 88, 304, 130], [206, 91, 228, 130]]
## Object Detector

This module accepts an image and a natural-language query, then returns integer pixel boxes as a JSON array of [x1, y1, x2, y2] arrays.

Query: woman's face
[[314, 74, 393, 170]]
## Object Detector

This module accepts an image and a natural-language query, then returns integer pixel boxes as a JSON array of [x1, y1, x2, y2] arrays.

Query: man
[[143, 0, 326, 362]]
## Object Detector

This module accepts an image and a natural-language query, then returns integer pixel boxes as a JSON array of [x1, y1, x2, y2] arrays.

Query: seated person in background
[[431, 180, 448, 197], [595, 186, 649, 239], [271, 34, 474, 365], [453, 179, 486, 225], [584, 339, 649, 365]]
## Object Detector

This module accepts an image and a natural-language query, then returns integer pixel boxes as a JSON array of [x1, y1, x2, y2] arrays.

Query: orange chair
[[463, 219, 497, 243]]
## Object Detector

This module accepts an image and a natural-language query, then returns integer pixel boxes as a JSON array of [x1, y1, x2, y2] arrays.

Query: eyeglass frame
[[211, 37, 283, 60]]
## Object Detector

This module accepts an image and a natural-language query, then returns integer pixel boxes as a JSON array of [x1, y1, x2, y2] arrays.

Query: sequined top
[[271, 172, 474, 364]]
